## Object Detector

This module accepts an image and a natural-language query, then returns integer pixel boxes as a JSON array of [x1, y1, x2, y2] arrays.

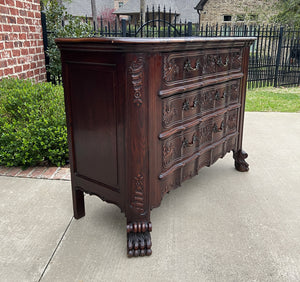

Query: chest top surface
[[56, 36, 256, 53]]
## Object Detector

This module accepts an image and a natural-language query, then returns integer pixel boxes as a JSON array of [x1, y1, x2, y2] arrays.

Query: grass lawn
[[245, 87, 300, 112]]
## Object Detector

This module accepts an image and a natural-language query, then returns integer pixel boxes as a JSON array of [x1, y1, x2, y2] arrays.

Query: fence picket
[[42, 7, 299, 87]]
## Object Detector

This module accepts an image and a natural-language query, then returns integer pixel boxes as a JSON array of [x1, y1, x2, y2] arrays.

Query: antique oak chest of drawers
[[56, 37, 255, 257]]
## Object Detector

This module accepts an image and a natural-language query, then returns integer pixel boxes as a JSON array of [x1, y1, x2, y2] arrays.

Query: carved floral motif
[[203, 54, 216, 74], [162, 142, 176, 168], [131, 173, 145, 214], [163, 56, 179, 82], [129, 58, 145, 107], [162, 103, 177, 127], [200, 123, 213, 145], [231, 52, 242, 69], [229, 82, 240, 102], [227, 110, 238, 131]]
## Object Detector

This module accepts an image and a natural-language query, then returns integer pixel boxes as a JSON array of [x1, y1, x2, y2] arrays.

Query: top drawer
[[160, 48, 243, 96]]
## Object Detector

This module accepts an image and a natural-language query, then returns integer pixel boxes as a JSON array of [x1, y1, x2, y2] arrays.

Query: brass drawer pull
[[182, 100, 190, 111], [182, 98, 200, 111], [216, 56, 229, 67], [184, 59, 201, 72], [182, 135, 198, 148], [215, 91, 227, 101], [213, 121, 224, 133], [215, 91, 221, 101]]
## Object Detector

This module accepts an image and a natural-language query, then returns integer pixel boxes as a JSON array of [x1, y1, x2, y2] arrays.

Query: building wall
[[0, 0, 46, 82], [199, 0, 278, 25], [114, 0, 129, 10]]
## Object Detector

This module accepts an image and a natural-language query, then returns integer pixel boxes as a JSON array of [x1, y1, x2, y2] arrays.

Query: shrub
[[0, 78, 68, 168]]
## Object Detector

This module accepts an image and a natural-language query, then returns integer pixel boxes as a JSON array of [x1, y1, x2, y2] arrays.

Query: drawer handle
[[215, 91, 221, 101], [216, 56, 229, 67], [182, 98, 200, 111], [213, 121, 224, 133], [215, 91, 227, 101], [193, 97, 200, 107], [182, 100, 190, 111], [184, 59, 201, 72], [182, 135, 198, 148]]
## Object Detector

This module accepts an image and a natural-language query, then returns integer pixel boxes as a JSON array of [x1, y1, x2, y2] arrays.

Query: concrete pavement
[[1, 112, 300, 282]]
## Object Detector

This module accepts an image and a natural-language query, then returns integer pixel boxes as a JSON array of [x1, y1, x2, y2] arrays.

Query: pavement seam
[[38, 216, 74, 282]]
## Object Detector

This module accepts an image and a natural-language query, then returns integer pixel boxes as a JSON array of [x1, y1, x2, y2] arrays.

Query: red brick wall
[[0, 0, 46, 82]]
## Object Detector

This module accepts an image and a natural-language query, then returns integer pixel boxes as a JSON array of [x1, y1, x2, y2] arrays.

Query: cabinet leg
[[233, 149, 249, 172], [72, 188, 85, 219], [127, 221, 152, 257]]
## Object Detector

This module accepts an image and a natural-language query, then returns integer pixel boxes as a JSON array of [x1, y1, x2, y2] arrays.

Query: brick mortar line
[[0, 167, 71, 181]]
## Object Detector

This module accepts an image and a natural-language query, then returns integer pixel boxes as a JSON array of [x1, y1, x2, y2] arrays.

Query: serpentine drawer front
[[56, 37, 255, 258]]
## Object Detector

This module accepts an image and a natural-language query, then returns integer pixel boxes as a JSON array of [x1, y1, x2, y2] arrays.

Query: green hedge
[[0, 78, 68, 168]]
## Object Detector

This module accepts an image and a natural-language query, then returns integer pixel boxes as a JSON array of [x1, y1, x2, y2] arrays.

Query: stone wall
[[0, 0, 46, 82], [199, 0, 278, 25]]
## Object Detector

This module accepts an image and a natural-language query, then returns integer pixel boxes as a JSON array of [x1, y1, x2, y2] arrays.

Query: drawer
[[161, 49, 242, 91], [162, 80, 241, 129], [159, 134, 238, 193], [161, 108, 239, 170]]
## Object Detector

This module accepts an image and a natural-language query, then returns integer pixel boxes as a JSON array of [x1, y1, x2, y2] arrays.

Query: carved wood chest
[[56, 37, 255, 257]]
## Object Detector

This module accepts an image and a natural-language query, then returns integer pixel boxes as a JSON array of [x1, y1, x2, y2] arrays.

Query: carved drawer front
[[162, 80, 241, 129], [162, 119, 212, 170], [159, 134, 238, 196], [162, 49, 242, 90], [161, 107, 240, 171], [226, 108, 239, 134], [162, 110, 240, 170], [227, 80, 240, 105], [182, 159, 198, 182]]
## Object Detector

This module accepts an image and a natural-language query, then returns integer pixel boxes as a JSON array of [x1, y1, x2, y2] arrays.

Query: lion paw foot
[[127, 221, 152, 257], [233, 149, 249, 172]]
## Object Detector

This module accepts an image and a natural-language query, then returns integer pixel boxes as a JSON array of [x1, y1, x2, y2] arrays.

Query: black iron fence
[[42, 6, 300, 88]]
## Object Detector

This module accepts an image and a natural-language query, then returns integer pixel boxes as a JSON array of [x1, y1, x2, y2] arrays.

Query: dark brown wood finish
[[56, 37, 255, 258]]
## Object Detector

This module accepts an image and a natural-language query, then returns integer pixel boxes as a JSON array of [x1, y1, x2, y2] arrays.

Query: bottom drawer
[[159, 134, 238, 197]]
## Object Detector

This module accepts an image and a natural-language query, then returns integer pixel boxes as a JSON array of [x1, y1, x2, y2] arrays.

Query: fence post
[[274, 26, 284, 87], [188, 22, 192, 36], [121, 19, 127, 37]]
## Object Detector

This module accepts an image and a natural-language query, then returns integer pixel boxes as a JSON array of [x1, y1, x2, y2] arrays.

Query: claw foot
[[127, 222, 152, 257], [233, 149, 249, 172]]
